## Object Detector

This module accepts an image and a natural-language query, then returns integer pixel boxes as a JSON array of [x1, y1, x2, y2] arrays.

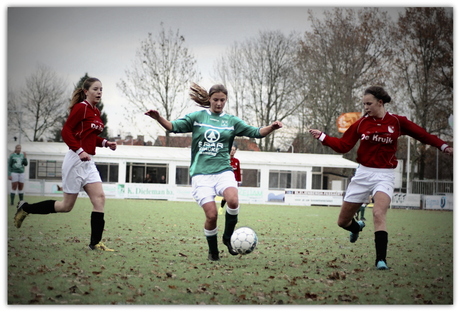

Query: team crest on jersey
[[204, 129, 220, 143], [221, 120, 228, 126], [388, 126, 395, 133]]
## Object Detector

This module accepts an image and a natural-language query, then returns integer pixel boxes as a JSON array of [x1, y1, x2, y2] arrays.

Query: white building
[[8, 142, 360, 205]]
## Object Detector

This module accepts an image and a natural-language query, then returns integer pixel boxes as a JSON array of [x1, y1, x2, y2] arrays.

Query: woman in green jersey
[[145, 83, 282, 261]]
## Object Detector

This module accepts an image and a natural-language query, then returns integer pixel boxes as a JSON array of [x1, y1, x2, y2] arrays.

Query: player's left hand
[[107, 141, 117, 151], [443, 146, 453, 156]]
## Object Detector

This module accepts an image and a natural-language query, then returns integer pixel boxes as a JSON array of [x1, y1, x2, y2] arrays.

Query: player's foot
[[14, 201, 29, 228], [223, 237, 239, 256], [376, 260, 389, 270], [89, 242, 115, 252], [361, 217, 366, 221], [208, 252, 220, 261], [349, 220, 365, 243]]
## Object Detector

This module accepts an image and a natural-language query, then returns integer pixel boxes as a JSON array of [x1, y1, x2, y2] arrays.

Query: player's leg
[[10, 181, 18, 206], [372, 191, 391, 270], [14, 193, 78, 229], [222, 186, 239, 255], [338, 201, 365, 243], [84, 182, 113, 251], [202, 200, 219, 260], [17, 173, 25, 201]]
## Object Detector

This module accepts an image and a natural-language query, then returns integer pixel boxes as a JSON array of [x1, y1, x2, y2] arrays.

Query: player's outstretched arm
[[145, 109, 173, 131], [309, 129, 322, 139], [259, 121, 283, 137]]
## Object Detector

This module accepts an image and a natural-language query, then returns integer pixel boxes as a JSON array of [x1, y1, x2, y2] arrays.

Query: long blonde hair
[[69, 77, 101, 110], [189, 83, 227, 108]]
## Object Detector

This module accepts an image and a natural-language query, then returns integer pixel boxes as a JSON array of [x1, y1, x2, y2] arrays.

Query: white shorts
[[191, 171, 237, 207], [344, 165, 395, 203], [62, 150, 102, 194], [10, 172, 25, 183]]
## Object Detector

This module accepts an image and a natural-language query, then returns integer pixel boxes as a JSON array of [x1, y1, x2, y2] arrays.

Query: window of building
[[268, 170, 307, 190], [95, 163, 119, 183], [312, 166, 323, 189], [126, 162, 168, 183], [241, 169, 260, 187], [176, 166, 191, 186], [29, 160, 62, 180]]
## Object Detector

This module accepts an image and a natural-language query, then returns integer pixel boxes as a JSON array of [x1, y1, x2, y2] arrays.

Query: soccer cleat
[[208, 252, 220, 261], [376, 260, 389, 270], [349, 220, 365, 243], [14, 201, 29, 228], [89, 242, 115, 252], [223, 237, 239, 256]]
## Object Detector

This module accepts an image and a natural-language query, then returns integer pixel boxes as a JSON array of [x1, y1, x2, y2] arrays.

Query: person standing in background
[[8, 144, 28, 206], [220, 144, 241, 212]]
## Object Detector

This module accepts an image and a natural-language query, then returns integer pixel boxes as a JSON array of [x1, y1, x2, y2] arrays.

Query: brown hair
[[189, 83, 228, 108], [364, 86, 392, 104], [69, 77, 101, 110]]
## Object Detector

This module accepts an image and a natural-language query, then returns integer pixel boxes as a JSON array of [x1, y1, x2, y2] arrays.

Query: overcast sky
[[5, 1, 454, 142]]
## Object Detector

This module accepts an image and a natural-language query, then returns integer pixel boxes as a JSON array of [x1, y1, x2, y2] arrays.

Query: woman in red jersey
[[14, 78, 118, 252], [309, 86, 453, 270]]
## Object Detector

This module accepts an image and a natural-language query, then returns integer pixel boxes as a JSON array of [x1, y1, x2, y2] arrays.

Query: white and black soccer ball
[[230, 226, 258, 255]]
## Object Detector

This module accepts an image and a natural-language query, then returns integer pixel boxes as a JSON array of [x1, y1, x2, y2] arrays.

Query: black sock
[[375, 231, 388, 265], [343, 218, 361, 233], [206, 234, 219, 255], [220, 199, 226, 208], [90, 212, 105, 246], [22, 200, 56, 214], [223, 211, 238, 241]]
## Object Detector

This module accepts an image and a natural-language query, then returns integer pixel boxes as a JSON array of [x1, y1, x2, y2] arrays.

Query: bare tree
[[214, 43, 250, 120], [118, 24, 201, 145], [392, 7, 453, 180], [9, 64, 69, 142], [295, 8, 394, 156], [216, 30, 304, 151]]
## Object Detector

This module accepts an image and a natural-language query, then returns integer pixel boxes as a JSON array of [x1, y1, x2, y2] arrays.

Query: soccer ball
[[230, 226, 258, 255]]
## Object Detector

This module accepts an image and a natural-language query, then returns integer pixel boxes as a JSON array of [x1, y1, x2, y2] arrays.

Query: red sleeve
[[322, 119, 362, 153], [61, 104, 84, 152], [400, 116, 448, 149]]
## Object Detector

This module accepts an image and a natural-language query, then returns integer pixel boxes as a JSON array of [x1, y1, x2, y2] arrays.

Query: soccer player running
[[309, 86, 453, 270], [14, 77, 118, 251], [8, 144, 28, 206], [145, 83, 282, 261], [220, 144, 241, 212]]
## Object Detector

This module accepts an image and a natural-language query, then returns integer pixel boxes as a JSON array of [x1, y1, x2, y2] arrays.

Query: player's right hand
[[145, 109, 160, 120]]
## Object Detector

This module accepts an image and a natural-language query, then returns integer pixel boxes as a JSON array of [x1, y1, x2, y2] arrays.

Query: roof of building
[[8, 142, 359, 169]]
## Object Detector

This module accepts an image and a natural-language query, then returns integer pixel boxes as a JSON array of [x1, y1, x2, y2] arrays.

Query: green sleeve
[[233, 117, 264, 138], [171, 112, 195, 133]]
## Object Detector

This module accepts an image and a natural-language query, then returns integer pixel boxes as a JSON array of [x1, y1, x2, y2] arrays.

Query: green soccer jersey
[[8, 152, 28, 175], [171, 109, 263, 177]]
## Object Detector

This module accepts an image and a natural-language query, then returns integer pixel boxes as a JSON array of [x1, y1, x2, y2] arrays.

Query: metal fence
[[411, 180, 453, 195]]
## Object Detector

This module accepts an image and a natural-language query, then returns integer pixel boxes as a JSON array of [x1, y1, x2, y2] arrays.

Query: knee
[[207, 209, 218, 220], [92, 193, 106, 211], [60, 202, 74, 212]]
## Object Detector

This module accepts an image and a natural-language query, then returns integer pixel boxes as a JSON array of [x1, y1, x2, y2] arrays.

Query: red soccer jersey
[[321, 112, 448, 169], [230, 157, 241, 182], [61, 101, 105, 155]]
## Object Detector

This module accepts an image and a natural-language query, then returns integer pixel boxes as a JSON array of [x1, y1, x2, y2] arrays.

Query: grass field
[[7, 196, 453, 305]]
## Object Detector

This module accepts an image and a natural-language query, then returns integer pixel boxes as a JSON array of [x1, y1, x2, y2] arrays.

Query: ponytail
[[68, 77, 101, 110], [189, 82, 228, 108]]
